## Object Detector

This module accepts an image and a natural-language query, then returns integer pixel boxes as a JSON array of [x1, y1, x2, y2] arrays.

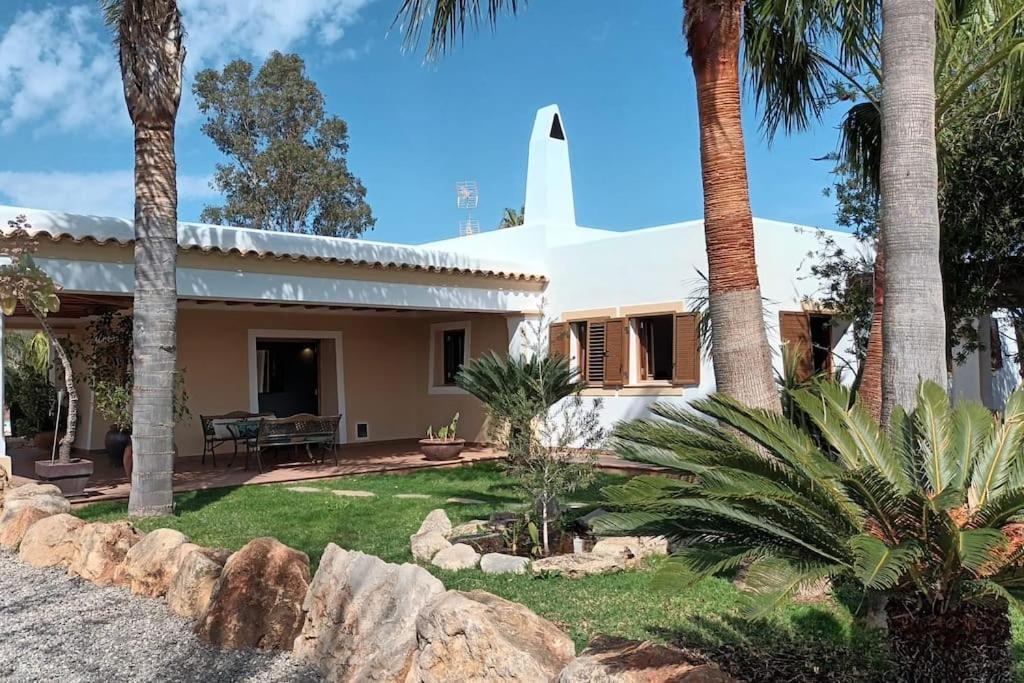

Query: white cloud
[[0, 171, 216, 219], [0, 0, 377, 135]]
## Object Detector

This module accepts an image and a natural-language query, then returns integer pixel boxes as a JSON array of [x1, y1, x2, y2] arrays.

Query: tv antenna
[[456, 181, 479, 236]]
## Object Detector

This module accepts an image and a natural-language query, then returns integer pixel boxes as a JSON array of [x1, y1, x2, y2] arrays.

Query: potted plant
[[0, 219, 93, 496], [419, 412, 465, 461], [93, 379, 132, 467], [81, 311, 133, 466]]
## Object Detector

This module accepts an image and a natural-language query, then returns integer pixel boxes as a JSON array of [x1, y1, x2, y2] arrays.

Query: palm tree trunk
[[878, 0, 946, 423], [32, 309, 77, 463], [685, 0, 780, 413], [127, 123, 178, 518], [859, 246, 884, 421]]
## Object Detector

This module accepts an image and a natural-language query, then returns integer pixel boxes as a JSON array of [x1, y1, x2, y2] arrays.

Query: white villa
[[0, 105, 1017, 466]]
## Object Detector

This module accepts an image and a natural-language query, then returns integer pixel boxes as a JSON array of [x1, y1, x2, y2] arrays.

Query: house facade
[[0, 105, 1017, 464]]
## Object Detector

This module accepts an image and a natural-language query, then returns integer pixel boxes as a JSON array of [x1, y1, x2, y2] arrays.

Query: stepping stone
[[446, 497, 487, 505], [286, 486, 323, 493], [394, 493, 432, 500], [331, 490, 376, 498]]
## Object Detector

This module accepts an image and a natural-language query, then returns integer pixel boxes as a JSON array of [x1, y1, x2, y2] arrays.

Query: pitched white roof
[[0, 205, 546, 282]]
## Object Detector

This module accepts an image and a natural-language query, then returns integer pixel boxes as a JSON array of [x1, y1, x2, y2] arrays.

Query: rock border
[[0, 483, 730, 682]]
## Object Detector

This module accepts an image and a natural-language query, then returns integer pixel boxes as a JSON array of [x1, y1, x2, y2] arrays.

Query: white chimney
[[524, 105, 576, 227]]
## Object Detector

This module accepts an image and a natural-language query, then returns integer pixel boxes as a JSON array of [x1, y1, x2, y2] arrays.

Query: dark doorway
[[256, 339, 319, 417]]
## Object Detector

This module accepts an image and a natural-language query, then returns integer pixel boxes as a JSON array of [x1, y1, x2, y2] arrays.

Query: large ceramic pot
[[34, 458, 94, 498], [105, 428, 132, 467], [418, 438, 466, 461]]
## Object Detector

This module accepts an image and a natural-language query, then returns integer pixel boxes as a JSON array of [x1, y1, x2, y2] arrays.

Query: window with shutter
[[672, 313, 700, 386], [779, 311, 813, 381], [779, 311, 834, 381]]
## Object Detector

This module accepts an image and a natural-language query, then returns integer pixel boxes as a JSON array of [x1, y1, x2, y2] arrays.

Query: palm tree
[[877, 0, 945, 418], [103, 0, 186, 517], [395, 0, 781, 412], [747, 0, 1024, 419], [603, 381, 1024, 680], [498, 206, 524, 229]]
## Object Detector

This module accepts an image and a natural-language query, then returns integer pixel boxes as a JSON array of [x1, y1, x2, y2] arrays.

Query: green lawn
[[76, 462, 976, 681]]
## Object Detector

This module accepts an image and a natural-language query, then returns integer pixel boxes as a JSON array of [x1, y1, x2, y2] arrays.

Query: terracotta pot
[[34, 458, 94, 498], [105, 428, 132, 467], [419, 438, 466, 461]]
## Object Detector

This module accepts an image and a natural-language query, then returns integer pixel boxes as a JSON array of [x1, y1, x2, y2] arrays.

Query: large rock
[[557, 636, 736, 682], [431, 543, 480, 571], [118, 528, 191, 597], [416, 509, 452, 536], [448, 519, 489, 539], [0, 506, 53, 551], [0, 483, 70, 524], [411, 530, 451, 562], [294, 544, 445, 681], [591, 536, 669, 562], [197, 537, 310, 650], [415, 590, 575, 682], [480, 553, 530, 575], [68, 521, 142, 586], [532, 552, 626, 579], [18, 513, 85, 568], [167, 548, 225, 620]]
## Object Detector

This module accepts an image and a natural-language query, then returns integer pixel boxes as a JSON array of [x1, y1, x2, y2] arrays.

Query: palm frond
[[850, 535, 923, 590], [915, 381, 956, 495], [958, 528, 1008, 573], [950, 400, 995, 490], [394, 0, 525, 58], [969, 392, 1024, 507], [838, 101, 882, 197], [741, 557, 841, 619]]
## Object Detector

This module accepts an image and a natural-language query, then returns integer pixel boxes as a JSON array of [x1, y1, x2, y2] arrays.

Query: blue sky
[[0, 0, 848, 244]]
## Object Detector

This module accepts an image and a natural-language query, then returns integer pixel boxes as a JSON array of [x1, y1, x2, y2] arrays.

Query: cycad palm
[[456, 350, 583, 454], [603, 381, 1024, 680]]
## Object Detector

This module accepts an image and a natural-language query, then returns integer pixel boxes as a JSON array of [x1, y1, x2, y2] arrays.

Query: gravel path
[[0, 552, 322, 682]]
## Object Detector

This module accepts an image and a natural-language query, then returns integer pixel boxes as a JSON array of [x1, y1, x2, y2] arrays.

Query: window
[[779, 311, 834, 380], [442, 329, 466, 385], [559, 308, 699, 390], [430, 321, 471, 393], [635, 314, 674, 381]]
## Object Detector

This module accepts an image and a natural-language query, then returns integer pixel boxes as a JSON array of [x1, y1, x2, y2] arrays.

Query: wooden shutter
[[586, 320, 607, 383], [603, 318, 628, 389], [548, 322, 569, 359], [672, 313, 701, 386], [779, 311, 813, 381]]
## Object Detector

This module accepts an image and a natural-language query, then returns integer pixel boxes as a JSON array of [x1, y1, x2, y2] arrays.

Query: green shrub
[[603, 381, 1024, 681]]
